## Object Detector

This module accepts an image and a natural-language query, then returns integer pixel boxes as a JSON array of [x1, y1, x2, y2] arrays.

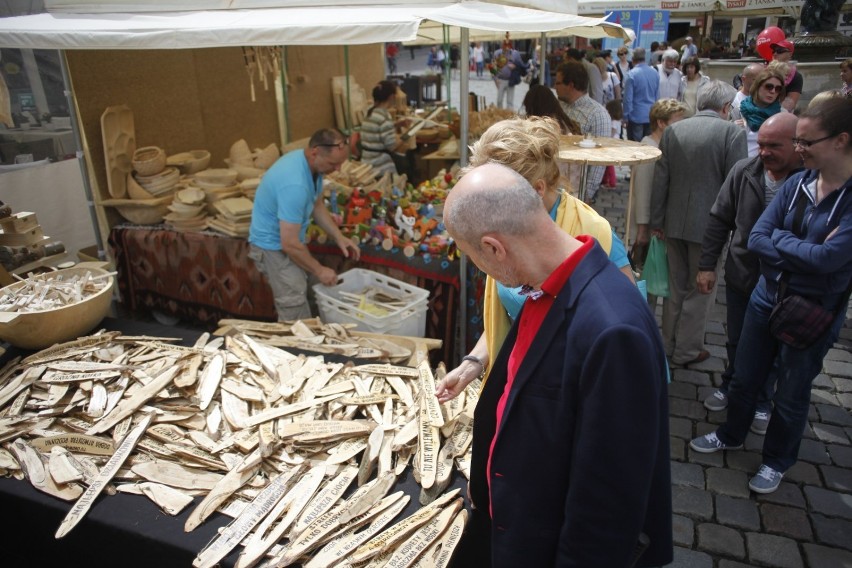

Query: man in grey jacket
[[696, 113, 802, 434], [650, 81, 747, 366]]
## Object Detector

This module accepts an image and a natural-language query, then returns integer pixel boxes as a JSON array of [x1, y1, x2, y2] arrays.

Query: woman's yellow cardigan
[[480, 193, 614, 386]]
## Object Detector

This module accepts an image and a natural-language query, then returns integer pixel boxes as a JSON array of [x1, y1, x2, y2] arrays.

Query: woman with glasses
[[690, 98, 852, 494], [736, 68, 787, 157], [613, 47, 632, 84], [435, 116, 635, 402]]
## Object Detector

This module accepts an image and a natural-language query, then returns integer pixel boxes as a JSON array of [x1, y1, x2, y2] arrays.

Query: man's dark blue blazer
[[466, 242, 673, 567]]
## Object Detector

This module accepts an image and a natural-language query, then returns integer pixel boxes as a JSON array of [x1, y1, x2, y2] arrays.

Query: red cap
[[771, 39, 794, 54]]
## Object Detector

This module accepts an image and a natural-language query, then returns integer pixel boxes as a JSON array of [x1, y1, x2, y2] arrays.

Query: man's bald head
[[741, 63, 764, 93], [444, 163, 544, 250], [757, 112, 801, 176], [761, 112, 798, 136]]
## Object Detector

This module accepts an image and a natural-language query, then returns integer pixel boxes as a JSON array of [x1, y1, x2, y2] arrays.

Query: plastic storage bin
[[313, 268, 429, 337]]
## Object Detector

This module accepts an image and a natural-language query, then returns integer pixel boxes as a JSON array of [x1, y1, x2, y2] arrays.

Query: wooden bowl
[[100, 195, 172, 225], [253, 143, 280, 170], [132, 146, 166, 177], [167, 150, 211, 175], [0, 263, 114, 350], [126, 172, 155, 200], [229, 139, 253, 167], [175, 187, 205, 205], [195, 168, 238, 186], [224, 159, 266, 181]]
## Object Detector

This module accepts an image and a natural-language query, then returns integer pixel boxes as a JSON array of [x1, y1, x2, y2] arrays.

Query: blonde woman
[[631, 99, 688, 264], [435, 117, 635, 401]]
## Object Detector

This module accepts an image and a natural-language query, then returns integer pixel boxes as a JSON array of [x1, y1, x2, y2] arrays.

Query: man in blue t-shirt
[[248, 128, 360, 320]]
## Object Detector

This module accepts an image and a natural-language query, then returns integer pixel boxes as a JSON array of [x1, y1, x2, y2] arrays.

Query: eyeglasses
[[791, 135, 834, 149], [761, 83, 783, 93]]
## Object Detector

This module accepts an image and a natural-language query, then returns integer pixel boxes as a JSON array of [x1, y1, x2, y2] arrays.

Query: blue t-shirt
[[496, 194, 630, 321], [248, 150, 322, 250]]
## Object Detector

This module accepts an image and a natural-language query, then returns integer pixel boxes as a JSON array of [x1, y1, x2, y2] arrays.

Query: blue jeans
[[720, 286, 773, 414], [717, 282, 846, 472], [627, 121, 650, 142]]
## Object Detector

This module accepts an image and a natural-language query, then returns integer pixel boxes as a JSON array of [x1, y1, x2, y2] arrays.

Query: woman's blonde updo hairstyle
[[465, 116, 562, 191], [649, 98, 688, 132]]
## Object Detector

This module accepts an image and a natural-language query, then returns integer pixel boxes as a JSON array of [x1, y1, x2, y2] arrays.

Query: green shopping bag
[[642, 236, 670, 298]]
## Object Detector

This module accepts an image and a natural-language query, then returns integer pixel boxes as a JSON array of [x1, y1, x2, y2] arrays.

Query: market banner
[[602, 9, 669, 51]]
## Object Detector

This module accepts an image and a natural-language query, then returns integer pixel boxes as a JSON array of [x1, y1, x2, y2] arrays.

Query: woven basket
[[132, 146, 166, 177]]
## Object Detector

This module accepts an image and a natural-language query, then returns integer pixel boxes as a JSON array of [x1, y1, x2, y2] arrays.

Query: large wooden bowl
[[0, 263, 114, 350]]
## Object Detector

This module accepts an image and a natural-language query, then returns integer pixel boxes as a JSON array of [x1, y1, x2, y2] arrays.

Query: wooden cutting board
[[100, 105, 136, 199]]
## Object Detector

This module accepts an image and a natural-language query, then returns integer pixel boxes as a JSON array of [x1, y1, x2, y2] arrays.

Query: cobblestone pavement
[[593, 183, 852, 568], [395, 46, 852, 567]]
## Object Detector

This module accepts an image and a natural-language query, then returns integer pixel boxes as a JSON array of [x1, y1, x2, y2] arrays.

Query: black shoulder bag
[[769, 190, 851, 349]]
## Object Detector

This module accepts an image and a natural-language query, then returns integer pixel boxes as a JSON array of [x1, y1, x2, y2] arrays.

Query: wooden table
[[558, 135, 661, 245]]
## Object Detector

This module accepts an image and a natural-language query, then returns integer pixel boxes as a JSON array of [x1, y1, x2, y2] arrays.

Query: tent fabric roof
[[0, 1, 628, 50], [0, 6, 434, 49]]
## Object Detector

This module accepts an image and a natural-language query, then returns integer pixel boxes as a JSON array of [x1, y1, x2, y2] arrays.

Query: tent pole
[[460, 28, 469, 167], [539, 31, 546, 86], [458, 26, 470, 362], [344, 46, 352, 133], [59, 51, 105, 259], [281, 46, 291, 144], [443, 24, 451, 120]]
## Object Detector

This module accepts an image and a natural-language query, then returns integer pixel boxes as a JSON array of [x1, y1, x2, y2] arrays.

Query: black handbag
[[769, 293, 836, 349], [768, 189, 850, 349]]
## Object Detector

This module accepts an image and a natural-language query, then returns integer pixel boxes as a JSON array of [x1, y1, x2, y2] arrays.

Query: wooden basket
[[167, 149, 211, 175], [0, 263, 114, 350], [132, 146, 166, 177], [100, 195, 172, 225]]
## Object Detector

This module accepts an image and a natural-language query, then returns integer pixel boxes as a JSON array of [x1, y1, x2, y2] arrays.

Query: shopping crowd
[[249, 36, 851, 567]]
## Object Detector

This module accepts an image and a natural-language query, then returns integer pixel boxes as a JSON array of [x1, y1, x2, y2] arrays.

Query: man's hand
[[651, 228, 665, 240], [337, 236, 361, 261], [696, 270, 716, 294], [317, 266, 338, 286]]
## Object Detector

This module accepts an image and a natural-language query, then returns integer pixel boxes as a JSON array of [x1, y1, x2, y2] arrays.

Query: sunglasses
[[791, 135, 834, 149], [762, 83, 783, 93], [316, 140, 349, 149]]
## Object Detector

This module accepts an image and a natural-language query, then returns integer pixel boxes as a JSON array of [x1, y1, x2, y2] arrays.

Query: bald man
[[731, 63, 765, 122], [445, 163, 672, 568], [697, 113, 803, 433]]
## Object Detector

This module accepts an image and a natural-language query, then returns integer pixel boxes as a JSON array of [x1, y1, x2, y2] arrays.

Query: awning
[[0, 6, 437, 49], [0, 1, 627, 50]]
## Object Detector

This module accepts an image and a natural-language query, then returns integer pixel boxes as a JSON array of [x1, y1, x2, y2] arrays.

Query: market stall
[[107, 223, 470, 366], [0, 3, 632, 566]]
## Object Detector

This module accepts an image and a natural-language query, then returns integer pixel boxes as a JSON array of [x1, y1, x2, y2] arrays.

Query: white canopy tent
[[0, 0, 627, 356], [0, 1, 627, 49], [575, 0, 807, 17]]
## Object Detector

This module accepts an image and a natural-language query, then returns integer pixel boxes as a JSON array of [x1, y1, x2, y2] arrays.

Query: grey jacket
[[698, 155, 802, 295], [650, 110, 748, 243]]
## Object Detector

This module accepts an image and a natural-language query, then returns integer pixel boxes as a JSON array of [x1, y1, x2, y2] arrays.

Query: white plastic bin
[[313, 268, 429, 337]]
